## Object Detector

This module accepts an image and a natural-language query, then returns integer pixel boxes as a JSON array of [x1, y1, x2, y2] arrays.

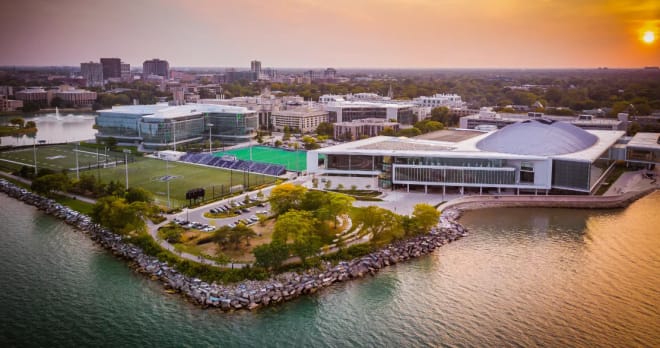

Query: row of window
[[394, 166, 516, 185]]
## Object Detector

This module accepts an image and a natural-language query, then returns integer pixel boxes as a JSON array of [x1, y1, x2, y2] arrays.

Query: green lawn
[[0, 143, 128, 173], [95, 157, 276, 208], [215, 146, 307, 171]]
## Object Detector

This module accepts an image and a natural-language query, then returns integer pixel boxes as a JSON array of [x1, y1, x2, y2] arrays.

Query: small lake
[[0, 112, 97, 146]]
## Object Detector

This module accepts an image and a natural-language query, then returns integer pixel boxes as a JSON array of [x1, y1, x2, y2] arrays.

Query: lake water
[[0, 192, 658, 347], [0, 112, 97, 146]]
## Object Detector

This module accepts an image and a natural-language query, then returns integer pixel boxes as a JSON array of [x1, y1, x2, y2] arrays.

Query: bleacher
[[179, 153, 287, 176]]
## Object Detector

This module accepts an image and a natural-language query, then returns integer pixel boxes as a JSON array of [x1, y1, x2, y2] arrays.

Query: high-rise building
[[100, 58, 121, 79], [80, 61, 104, 88], [143, 59, 170, 79], [120, 62, 131, 81], [250, 60, 262, 74]]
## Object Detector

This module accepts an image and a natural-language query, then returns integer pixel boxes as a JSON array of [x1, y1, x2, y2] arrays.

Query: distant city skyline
[[0, 0, 658, 68]]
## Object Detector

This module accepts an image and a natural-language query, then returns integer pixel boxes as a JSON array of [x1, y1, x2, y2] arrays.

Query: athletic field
[[214, 146, 307, 171], [0, 144, 276, 208], [0, 144, 127, 173]]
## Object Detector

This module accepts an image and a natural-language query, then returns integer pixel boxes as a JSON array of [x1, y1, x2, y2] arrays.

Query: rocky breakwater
[[0, 178, 468, 312]]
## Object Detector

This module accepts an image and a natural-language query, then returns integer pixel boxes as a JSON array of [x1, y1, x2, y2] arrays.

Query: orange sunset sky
[[0, 0, 658, 68]]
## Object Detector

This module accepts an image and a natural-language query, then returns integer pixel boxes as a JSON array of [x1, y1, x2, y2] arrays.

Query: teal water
[[0, 193, 658, 347]]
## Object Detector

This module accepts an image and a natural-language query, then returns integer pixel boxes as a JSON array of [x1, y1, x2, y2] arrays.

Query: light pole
[[123, 149, 131, 190], [33, 137, 38, 175], [75, 142, 80, 180], [166, 159, 171, 209], [207, 123, 214, 153]]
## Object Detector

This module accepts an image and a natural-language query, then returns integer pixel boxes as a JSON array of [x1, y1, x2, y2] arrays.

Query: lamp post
[[123, 149, 131, 190], [75, 142, 80, 180], [166, 159, 171, 209], [207, 123, 214, 153], [33, 137, 38, 176]]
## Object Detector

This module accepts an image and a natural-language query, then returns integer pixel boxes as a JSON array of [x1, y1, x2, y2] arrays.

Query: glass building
[[95, 104, 257, 148]]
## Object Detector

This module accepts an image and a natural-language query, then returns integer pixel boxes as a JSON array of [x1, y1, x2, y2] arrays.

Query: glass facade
[[326, 154, 380, 171], [552, 160, 590, 191], [139, 115, 205, 147], [207, 112, 258, 144], [394, 166, 516, 185], [95, 112, 145, 139]]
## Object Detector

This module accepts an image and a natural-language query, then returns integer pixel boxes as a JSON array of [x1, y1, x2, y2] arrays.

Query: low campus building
[[271, 108, 328, 133], [333, 118, 400, 140], [460, 108, 625, 131], [308, 119, 627, 195]]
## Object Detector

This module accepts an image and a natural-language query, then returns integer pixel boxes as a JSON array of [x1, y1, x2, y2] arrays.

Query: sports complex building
[[307, 119, 640, 195], [95, 104, 258, 149]]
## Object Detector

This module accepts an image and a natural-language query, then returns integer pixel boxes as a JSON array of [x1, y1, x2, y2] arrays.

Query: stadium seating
[[178, 153, 286, 176]]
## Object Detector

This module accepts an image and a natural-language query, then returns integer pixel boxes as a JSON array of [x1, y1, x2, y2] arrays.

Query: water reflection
[[0, 112, 97, 146]]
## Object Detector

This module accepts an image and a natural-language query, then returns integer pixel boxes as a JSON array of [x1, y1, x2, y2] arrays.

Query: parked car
[[228, 223, 236, 228], [241, 208, 250, 213]]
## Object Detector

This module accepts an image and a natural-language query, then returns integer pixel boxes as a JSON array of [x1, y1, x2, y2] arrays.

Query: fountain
[[55, 106, 60, 118]]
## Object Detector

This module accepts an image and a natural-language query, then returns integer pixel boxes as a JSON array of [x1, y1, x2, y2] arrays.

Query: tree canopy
[[269, 183, 307, 215]]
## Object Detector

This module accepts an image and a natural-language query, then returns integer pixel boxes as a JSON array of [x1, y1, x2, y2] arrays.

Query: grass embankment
[[130, 230, 269, 283], [52, 195, 94, 215], [326, 189, 383, 201], [596, 164, 629, 195]]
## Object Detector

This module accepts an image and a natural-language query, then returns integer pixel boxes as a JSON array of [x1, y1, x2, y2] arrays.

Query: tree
[[380, 127, 396, 136], [90, 196, 149, 234], [410, 203, 441, 236], [104, 137, 118, 150], [324, 180, 332, 190], [354, 206, 404, 247], [414, 119, 444, 134], [21, 101, 40, 113], [25, 121, 36, 129], [316, 122, 334, 136], [253, 240, 289, 269], [274, 140, 283, 147], [302, 135, 320, 150], [31, 173, 70, 196], [272, 210, 320, 262], [269, 183, 307, 215], [125, 187, 153, 203], [244, 194, 251, 205], [105, 180, 125, 197], [322, 192, 354, 228], [232, 223, 257, 247], [396, 128, 422, 137], [9, 117, 25, 128], [256, 190, 264, 200]]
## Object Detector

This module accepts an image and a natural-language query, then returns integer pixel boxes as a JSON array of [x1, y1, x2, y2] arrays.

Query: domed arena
[[476, 119, 598, 156]]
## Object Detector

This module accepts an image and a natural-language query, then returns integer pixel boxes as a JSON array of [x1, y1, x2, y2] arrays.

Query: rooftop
[[326, 101, 414, 108], [414, 129, 485, 143], [627, 132, 660, 150]]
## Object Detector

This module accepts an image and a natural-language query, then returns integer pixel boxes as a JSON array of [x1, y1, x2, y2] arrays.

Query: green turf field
[[0, 144, 127, 173], [96, 157, 275, 208], [0, 144, 277, 208], [214, 146, 307, 171]]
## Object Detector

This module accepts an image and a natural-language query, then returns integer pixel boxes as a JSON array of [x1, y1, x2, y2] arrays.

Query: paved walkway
[[603, 167, 659, 196]]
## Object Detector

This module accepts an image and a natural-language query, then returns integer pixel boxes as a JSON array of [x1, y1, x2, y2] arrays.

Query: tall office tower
[[80, 61, 104, 87], [100, 58, 122, 79], [250, 60, 262, 80], [143, 59, 170, 79]]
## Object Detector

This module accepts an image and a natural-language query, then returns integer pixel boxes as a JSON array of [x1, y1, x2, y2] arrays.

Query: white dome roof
[[476, 119, 598, 156]]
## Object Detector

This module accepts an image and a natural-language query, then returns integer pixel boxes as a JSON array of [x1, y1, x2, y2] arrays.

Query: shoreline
[[0, 179, 467, 312]]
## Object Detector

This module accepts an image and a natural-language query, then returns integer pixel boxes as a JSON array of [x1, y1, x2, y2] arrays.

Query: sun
[[642, 31, 655, 44]]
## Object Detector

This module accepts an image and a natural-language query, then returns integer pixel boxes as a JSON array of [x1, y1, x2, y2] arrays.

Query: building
[[324, 101, 416, 125], [100, 58, 121, 79], [80, 62, 104, 88], [0, 86, 13, 97], [250, 60, 261, 80], [625, 132, 660, 168], [95, 104, 257, 148], [413, 93, 466, 109], [121, 63, 131, 81], [0, 95, 23, 111], [324, 68, 337, 80], [143, 59, 170, 79], [460, 108, 624, 131], [308, 119, 626, 195], [271, 108, 328, 133], [15, 87, 49, 107], [54, 86, 97, 107], [333, 118, 400, 140]]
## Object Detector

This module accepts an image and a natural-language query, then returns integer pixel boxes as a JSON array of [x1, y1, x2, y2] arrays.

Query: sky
[[0, 0, 658, 69]]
